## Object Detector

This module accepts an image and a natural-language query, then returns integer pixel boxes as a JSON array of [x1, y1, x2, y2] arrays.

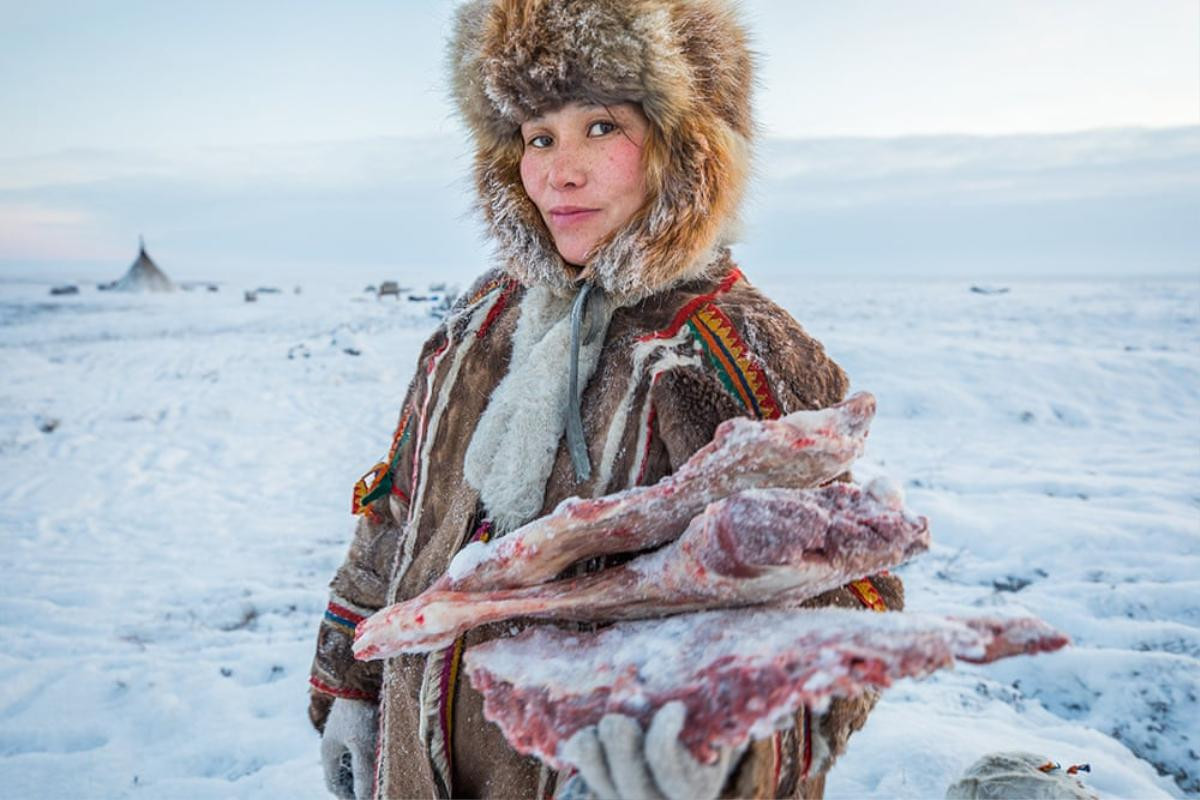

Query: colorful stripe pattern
[[352, 407, 415, 515], [309, 675, 374, 702], [324, 600, 368, 636], [435, 638, 467, 781], [848, 577, 888, 612], [686, 302, 781, 420], [311, 593, 378, 702], [638, 267, 743, 343], [642, 265, 780, 420]]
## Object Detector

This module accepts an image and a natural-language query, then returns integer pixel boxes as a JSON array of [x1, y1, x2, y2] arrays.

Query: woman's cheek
[[518, 155, 542, 209]]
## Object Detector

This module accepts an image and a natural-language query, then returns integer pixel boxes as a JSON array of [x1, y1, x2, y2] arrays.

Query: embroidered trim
[[309, 675, 374, 702], [604, 269, 746, 492], [633, 399, 658, 486], [477, 279, 518, 339], [687, 303, 781, 420], [849, 577, 888, 612], [351, 463, 389, 516], [464, 275, 507, 308], [323, 601, 368, 636], [394, 329, 458, 584], [637, 267, 742, 342], [352, 407, 415, 515], [425, 520, 494, 798], [436, 638, 466, 772]]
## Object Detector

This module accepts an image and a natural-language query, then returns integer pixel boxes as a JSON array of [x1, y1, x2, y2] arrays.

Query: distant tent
[[108, 237, 175, 292]]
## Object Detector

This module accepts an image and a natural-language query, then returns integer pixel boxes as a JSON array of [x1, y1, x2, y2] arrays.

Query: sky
[[1, 0, 1198, 282]]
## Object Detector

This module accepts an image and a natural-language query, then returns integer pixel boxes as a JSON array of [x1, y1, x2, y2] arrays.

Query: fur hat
[[448, 0, 756, 303]]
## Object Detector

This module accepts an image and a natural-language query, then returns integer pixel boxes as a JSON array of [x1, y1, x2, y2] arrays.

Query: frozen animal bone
[[444, 391, 877, 593], [353, 480, 928, 659], [462, 608, 1069, 770]]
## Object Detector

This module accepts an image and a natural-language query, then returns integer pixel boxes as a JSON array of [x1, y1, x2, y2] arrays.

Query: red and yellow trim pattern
[[687, 302, 781, 421], [848, 577, 888, 612], [640, 266, 781, 420], [351, 407, 415, 516], [638, 267, 743, 342]]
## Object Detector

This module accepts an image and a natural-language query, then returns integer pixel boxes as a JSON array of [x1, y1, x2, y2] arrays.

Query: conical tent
[[112, 238, 175, 292]]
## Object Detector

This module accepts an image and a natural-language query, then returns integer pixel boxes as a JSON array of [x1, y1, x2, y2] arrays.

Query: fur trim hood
[[448, 0, 756, 304]]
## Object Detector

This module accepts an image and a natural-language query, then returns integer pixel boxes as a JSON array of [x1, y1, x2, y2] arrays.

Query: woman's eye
[[588, 120, 616, 137], [528, 134, 553, 149]]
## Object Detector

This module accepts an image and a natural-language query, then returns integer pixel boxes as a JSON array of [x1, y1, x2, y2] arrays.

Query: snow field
[[1, 275, 1197, 798], [762, 278, 1198, 798], [1, 285, 431, 798]]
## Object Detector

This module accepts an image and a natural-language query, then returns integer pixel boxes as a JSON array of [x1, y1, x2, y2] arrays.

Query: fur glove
[[320, 698, 378, 800], [560, 701, 745, 800]]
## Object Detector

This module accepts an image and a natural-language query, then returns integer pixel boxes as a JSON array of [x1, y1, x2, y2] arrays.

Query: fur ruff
[[449, 0, 756, 304], [463, 285, 613, 533]]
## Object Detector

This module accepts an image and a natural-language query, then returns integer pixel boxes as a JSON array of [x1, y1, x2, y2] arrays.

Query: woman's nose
[[548, 147, 587, 190]]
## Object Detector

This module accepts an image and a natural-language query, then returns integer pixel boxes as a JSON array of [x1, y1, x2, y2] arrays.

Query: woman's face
[[519, 101, 650, 267]]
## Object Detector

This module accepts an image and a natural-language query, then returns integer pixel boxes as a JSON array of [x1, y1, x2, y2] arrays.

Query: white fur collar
[[463, 285, 612, 534]]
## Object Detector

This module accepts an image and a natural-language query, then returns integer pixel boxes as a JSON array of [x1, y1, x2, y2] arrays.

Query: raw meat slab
[[444, 392, 877, 592], [463, 608, 1068, 769]]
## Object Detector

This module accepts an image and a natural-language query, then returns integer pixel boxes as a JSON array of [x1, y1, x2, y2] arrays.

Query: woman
[[309, 1, 903, 798]]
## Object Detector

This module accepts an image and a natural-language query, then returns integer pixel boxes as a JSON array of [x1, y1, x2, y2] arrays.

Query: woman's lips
[[548, 207, 600, 227]]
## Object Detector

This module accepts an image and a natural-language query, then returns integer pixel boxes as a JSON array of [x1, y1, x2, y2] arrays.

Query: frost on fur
[[449, 0, 756, 304]]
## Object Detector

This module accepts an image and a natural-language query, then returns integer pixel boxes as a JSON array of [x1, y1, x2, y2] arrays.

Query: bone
[[352, 480, 928, 659]]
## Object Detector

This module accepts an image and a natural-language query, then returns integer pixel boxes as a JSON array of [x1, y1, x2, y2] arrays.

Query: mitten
[[560, 701, 745, 800], [319, 698, 378, 800]]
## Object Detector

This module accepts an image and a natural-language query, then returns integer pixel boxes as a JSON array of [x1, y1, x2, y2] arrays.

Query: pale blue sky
[[1, 1, 1197, 280], [2, 0, 1196, 156]]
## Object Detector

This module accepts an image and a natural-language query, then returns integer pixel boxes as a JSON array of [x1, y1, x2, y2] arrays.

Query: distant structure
[[102, 237, 176, 292]]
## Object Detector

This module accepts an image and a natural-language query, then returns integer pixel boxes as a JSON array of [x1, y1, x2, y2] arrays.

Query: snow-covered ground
[[0, 273, 1196, 798]]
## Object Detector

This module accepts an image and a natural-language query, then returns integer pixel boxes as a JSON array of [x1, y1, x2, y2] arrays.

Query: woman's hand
[[559, 701, 745, 800]]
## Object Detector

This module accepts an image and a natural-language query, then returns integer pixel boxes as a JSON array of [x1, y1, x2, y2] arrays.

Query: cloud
[[3, 126, 1197, 283], [739, 127, 1200, 279], [0, 203, 123, 261], [756, 127, 1200, 206]]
